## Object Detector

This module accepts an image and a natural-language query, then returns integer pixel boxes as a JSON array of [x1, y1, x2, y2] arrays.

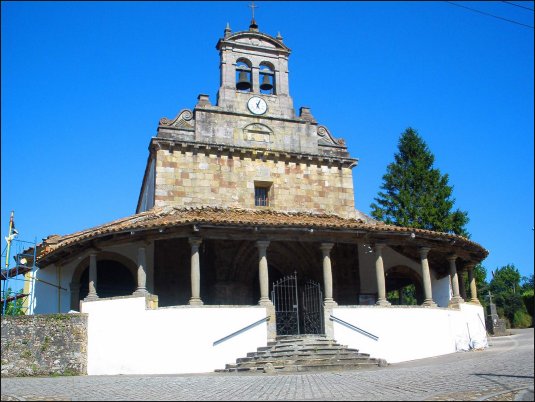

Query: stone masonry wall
[[1, 314, 87, 377], [154, 149, 356, 217]]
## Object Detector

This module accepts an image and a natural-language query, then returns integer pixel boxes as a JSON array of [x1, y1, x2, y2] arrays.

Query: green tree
[[370, 127, 469, 236], [521, 274, 534, 296], [489, 264, 531, 328], [520, 274, 534, 325], [2, 287, 25, 316]]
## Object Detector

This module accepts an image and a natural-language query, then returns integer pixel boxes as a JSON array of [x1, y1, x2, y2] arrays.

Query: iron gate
[[271, 273, 324, 335]]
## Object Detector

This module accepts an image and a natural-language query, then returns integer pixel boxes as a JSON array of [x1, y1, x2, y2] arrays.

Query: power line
[[445, 1, 534, 29], [502, 1, 535, 12]]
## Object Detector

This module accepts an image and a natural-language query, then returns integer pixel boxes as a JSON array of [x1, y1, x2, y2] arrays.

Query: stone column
[[419, 247, 437, 307], [256, 240, 271, 305], [133, 246, 148, 296], [467, 264, 480, 304], [320, 243, 335, 304], [448, 254, 464, 306], [374, 243, 391, 306], [189, 237, 203, 306], [84, 253, 99, 301], [458, 269, 467, 301]]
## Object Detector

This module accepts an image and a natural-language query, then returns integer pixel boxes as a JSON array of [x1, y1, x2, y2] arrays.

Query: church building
[[26, 17, 488, 375]]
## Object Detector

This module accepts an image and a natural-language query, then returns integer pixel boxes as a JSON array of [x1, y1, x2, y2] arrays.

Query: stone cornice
[[149, 137, 359, 169]]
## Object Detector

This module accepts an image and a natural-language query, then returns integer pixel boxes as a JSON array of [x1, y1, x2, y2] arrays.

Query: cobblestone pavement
[[2, 329, 533, 401]]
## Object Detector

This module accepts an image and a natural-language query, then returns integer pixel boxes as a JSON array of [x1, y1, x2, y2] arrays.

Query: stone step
[[234, 357, 374, 368], [250, 349, 368, 359], [237, 351, 371, 364], [219, 360, 383, 373], [217, 336, 386, 373]]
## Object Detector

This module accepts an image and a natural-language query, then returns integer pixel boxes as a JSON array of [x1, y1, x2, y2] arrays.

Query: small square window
[[255, 185, 270, 207]]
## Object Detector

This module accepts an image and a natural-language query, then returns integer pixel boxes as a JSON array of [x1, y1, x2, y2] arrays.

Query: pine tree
[[370, 127, 469, 236]]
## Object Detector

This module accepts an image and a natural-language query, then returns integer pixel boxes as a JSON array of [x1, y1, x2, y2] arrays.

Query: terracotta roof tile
[[35, 206, 488, 262]]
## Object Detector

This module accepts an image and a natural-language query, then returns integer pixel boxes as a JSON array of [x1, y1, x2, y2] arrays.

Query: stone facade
[[153, 148, 356, 216], [1, 314, 87, 377], [137, 22, 358, 219]]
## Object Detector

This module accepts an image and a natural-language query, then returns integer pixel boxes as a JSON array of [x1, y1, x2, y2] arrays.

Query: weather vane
[[249, 1, 258, 20]]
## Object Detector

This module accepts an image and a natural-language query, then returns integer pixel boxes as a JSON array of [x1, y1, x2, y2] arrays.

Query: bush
[[513, 310, 532, 328]]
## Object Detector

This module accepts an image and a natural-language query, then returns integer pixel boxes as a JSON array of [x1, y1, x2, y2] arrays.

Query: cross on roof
[[249, 1, 258, 20]]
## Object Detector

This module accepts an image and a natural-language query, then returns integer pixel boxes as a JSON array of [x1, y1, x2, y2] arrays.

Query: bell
[[260, 74, 273, 91], [236, 71, 251, 90]]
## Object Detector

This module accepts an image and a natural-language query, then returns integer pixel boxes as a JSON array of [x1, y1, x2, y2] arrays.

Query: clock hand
[[256, 100, 261, 108]]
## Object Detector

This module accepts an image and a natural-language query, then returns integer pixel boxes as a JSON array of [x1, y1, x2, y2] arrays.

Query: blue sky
[[2, 1, 533, 284]]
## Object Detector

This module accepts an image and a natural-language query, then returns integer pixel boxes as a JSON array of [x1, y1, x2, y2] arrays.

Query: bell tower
[[215, 19, 295, 119]]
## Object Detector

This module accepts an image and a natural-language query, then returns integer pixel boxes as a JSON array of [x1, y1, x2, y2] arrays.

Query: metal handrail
[[330, 315, 379, 341], [213, 316, 270, 346]]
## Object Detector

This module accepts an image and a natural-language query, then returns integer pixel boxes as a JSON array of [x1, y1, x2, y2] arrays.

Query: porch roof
[[33, 206, 488, 267]]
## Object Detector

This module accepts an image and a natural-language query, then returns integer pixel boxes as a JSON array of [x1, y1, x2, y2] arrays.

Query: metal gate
[[271, 273, 324, 335]]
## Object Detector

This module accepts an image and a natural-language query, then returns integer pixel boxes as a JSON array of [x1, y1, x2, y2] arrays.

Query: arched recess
[[385, 265, 424, 305], [70, 251, 138, 310], [235, 58, 252, 92], [259, 62, 275, 95]]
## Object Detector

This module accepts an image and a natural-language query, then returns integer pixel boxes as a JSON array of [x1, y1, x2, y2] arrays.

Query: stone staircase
[[216, 334, 387, 373]]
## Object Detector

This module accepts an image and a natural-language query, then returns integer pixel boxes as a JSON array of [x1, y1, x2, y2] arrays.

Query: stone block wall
[[1, 313, 87, 377], [154, 149, 356, 217]]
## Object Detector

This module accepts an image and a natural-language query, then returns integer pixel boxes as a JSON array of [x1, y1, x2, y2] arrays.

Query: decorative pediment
[[159, 109, 194, 130], [317, 126, 346, 147], [217, 31, 290, 53], [243, 123, 272, 143]]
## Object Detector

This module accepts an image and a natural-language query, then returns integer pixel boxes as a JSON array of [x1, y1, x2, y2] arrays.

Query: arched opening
[[235, 59, 252, 92], [259, 62, 275, 95], [79, 259, 136, 301], [385, 265, 424, 305]]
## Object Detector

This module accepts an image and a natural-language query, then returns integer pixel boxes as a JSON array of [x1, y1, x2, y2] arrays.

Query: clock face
[[247, 96, 267, 115]]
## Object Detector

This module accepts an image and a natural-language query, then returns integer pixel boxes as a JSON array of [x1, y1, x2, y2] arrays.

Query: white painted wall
[[332, 304, 487, 364], [432, 274, 452, 307], [31, 264, 71, 314], [82, 297, 268, 375]]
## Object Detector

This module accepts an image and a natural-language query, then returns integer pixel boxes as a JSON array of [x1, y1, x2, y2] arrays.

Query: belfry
[[26, 14, 488, 375]]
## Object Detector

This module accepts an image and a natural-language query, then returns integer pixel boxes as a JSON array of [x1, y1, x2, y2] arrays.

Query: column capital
[[189, 237, 202, 247], [374, 242, 386, 252], [320, 242, 334, 253], [256, 240, 270, 250], [465, 262, 476, 270], [419, 247, 431, 258], [447, 254, 458, 262]]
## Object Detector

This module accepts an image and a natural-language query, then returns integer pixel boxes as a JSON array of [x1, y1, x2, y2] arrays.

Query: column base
[[375, 299, 391, 307], [258, 298, 273, 306], [448, 296, 465, 307], [188, 298, 204, 306], [83, 294, 99, 302], [469, 298, 481, 305], [133, 288, 149, 297], [422, 299, 437, 307], [323, 298, 338, 307]]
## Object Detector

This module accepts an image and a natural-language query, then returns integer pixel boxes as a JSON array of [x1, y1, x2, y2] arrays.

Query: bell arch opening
[[235, 58, 252, 92], [259, 62, 275, 95]]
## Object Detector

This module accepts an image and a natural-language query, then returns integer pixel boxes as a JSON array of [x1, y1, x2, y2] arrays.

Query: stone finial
[[249, 18, 259, 32], [276, 32, 283, 42], [224, 22, 232, 38], [299, 106, 316, 123], [196, 94, 211, 108]]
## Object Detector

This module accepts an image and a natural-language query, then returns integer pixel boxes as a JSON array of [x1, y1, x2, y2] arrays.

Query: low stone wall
[[1, 313, 87, 377]]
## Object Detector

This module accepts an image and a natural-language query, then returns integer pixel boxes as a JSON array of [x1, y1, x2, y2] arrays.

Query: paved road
[[2, 329, 533, 401]]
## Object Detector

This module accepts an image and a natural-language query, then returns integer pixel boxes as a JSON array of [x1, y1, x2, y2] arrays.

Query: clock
[[247, 96, 267, 115]]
